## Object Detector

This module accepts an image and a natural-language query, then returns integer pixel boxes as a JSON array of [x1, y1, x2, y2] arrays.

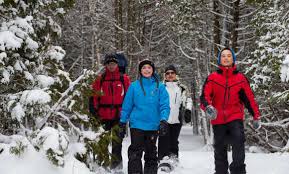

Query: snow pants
[[101, 119, 123, 170], [213, 119, 246, 174], [158, 123, 182, 160], [127, 128, 158, 174]]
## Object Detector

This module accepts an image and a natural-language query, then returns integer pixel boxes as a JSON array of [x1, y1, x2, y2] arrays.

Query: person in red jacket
[[91, 53, 131, 172], [200, 48, 261, 174]]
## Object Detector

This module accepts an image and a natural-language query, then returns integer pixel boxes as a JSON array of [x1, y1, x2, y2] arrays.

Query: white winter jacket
[[165, 81, 187, 124]]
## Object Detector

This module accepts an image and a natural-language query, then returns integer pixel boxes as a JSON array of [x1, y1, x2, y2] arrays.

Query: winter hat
[[217, 48, 237, 65], [138, 59, 155, 75], [165, 65, 177, 74], [104, 54, 118, 65]]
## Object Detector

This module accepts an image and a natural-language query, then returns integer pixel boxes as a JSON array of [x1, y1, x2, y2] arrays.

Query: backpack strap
[[98, 72, 106, 105], [99, 72, 106, 88], [98, 72, 126, 107], [119, 73, 126, 97]]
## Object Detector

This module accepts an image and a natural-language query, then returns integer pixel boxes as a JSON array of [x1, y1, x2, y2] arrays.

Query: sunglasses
[[165, 71, 176, 75]]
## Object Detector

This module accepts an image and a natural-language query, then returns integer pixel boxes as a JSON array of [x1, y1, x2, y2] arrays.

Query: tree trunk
[[213, 0, 221, 57], [232, 0, 240, 52]]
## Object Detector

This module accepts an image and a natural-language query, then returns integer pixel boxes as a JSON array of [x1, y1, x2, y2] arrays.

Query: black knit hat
[[165, 65, 177, 74], [104, 54, 118, 65], [138, 59, 155, 74]]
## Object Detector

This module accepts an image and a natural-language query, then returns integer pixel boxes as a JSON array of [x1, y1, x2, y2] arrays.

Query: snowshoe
[[158, 162, 173, 173]]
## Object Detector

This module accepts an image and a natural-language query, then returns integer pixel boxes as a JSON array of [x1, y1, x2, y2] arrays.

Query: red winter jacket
[[92, 67, 131, 120], [200, 65, 260, 125]]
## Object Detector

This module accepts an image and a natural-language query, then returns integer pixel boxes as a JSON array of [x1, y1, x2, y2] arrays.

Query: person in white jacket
[[158, 65, 191, 163]]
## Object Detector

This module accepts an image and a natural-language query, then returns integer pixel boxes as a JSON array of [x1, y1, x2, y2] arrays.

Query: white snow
[[0, 52, 7, 64], [0, 16, 38, 51], [0, 143, 94, 174], [24, 71, 34, 82], [20, 89, 51, 105], [34, 127, 68, 152], [11, 103, 25, 121], [280, 55, 289, 82], [46, 46, 66, 62], [70, 143, 87, 155], [81, 130, 100, 141], [1, 68, 11, 83], [123, 126, 289, 174], [36, 75, 55, 88], [25, 37, 39, 50], [0, 31, 22, 51], [14, 60, 23, 72], [56, 8, 65, 14], [0, 126, 289, 174]]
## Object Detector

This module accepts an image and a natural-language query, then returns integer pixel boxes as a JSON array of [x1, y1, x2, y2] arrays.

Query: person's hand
[[159, 120, 169, 136], [205, 105, 217, 120], [252, 119, 261, 130], [118, 122, 126, 138]]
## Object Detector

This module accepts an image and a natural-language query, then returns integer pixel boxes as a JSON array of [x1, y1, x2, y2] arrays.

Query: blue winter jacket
[[120, 76, 170, 131]]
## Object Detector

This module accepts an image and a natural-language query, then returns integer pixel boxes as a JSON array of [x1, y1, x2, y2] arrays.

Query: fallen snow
[[0, 126, 289, 174]]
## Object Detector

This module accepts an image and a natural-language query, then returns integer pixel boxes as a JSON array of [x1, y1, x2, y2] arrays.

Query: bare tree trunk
[[232, 0, 240, 52], [191, 78, 199, 135], [114, 0, 123, 50], [213, 0, 221, 57]]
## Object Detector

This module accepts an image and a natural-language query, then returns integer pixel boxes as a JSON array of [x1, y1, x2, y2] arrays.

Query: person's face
[[220, 50, 234, 67], [141, 64, 153, 78], [106, 62, 118, 72], [165, 70, 176, 82]]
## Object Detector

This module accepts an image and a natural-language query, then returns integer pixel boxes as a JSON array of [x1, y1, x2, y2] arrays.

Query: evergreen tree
[[246, 0, 289, 152], [0, 0, 113, 169]]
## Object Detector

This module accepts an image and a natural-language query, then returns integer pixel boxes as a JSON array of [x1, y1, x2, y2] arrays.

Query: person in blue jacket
[[119, 59, 170, 174]]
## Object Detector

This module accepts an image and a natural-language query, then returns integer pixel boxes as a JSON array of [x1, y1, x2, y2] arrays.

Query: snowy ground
[[122, 126, 289, 174], [0, 126, 289, 174]]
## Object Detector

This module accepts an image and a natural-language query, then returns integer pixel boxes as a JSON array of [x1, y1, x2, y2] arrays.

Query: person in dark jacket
[[158, 65, 191, 163], [91, 54, 131, 171], [200, 48, 261, 174], [120, 59, 170, 174]]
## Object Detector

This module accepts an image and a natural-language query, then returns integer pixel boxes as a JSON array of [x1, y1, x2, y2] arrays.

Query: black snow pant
[[128, 128, 158, 174], [101, 119, 123, 170], [213, 119, 246, 174], [158, 123, 182, 161]]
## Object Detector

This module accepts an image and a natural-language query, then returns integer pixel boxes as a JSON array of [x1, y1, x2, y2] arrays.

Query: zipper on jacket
[[175, 92, 178, 104], [222, 70, 228, 122], [110, 81, 114, 117]]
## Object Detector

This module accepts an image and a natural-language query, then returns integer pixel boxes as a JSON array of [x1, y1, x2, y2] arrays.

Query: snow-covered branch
[[37, 68, 102, 130]]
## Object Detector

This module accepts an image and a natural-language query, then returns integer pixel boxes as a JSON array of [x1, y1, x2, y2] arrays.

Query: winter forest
[[0, 0, 289, 174]]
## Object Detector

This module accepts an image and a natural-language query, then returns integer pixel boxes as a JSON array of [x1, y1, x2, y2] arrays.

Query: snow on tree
[[245, 0, 289, 152], [0, 0, 114, 170], [281, 55, 289, 82]]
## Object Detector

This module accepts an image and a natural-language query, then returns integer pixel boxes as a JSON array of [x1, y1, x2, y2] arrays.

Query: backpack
[[89, 53, 128, 115], [89, 73, 126, 116], [115, 53, 128, 74]]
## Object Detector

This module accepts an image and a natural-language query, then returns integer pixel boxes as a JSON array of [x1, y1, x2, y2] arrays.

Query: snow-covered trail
[[122, 126, 289, 174], [0, 126, 289, 174]]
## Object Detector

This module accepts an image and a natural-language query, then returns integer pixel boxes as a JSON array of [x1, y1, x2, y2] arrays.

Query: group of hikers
[[89, 47, 261, 174]]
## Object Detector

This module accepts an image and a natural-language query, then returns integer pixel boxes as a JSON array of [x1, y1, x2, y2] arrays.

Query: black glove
[[118, 122, 126, 138], [159, 120, 169, 136], [252, 119, 261, 130], [205, 105, 217, 120], [184, 109, 191, 123]]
